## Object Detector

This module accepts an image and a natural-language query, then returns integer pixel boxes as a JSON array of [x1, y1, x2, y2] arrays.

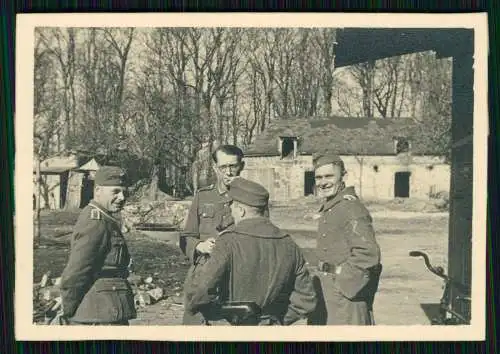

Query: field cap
[[312, 152, 345, 170], [228, 177, 269, 208], [95, 166, 127, 186]]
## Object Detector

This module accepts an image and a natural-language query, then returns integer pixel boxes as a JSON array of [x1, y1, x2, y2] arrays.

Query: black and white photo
[[15, 13, 488, 341]]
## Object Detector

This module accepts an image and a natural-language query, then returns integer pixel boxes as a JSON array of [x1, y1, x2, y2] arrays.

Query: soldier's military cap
[[95, 166, 127, 186], [313, 152, 345, 170], [228, 177, 269, 208]]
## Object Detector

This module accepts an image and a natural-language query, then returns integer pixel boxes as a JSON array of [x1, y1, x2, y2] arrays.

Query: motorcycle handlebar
[[409, 250, 471, 296], [409, 251, 445, 278]]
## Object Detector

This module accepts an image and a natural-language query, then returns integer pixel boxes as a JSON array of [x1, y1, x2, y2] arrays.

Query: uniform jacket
[[316, 186, 382, 300], [59, 200, 136, 323], [185, 217, 318, 325], [180, 184, 234, 264]]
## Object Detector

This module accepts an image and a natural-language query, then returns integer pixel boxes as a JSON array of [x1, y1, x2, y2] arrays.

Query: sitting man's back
[[185, 177, 317, 325]]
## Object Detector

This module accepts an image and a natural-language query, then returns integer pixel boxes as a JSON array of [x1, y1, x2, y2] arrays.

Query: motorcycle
[[409, 250, 471, 325]]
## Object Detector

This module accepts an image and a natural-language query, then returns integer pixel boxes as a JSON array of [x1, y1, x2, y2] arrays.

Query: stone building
[[241, 117, 450, 202]]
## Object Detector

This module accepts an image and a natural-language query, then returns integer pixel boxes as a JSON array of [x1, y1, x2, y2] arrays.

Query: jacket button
[[321, 233, 326, 237], [112, 286, 116, 291], [202, 213, 207, 217]]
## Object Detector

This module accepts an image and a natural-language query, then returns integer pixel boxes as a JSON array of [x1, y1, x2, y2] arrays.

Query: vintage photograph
[[15, 13, 488, 341]]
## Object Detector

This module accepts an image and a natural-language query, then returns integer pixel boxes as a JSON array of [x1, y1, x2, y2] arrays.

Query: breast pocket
[[198, 204, 220, 236]]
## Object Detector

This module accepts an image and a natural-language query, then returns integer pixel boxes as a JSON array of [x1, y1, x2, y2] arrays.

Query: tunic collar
[[318, 186, 358, 213], [233, 217, 290, 239]]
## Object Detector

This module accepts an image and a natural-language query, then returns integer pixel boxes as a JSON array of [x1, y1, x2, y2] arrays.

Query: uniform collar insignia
[[321, 186, 358, 212]]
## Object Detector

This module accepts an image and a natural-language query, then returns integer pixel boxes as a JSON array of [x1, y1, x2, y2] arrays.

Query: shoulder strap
[[343, 194, 358, 201], [88, 202, 121, 226]]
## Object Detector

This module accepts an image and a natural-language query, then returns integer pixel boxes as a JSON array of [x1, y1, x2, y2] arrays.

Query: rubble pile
[[33, 271, 186, 324], [127, 273, 183, 309], [122, 200, 192, 229], [33, 272, 63, 324]]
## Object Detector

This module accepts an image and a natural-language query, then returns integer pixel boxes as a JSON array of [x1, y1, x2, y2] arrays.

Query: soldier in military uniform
[[59, 166, 136, 325], [307, 153, 382, 325], [185, 178, 318, 325], [179, 144, 245, 325]]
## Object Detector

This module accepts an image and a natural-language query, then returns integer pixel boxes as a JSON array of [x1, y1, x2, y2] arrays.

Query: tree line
[[34, 27, 452, 198]]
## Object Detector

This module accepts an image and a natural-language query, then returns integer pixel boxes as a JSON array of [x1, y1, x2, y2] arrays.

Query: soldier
[[59, 166, 136, 325], [179, 144, 245, 325], [185, 178, 318, 325], [307, 153, 382, 325]]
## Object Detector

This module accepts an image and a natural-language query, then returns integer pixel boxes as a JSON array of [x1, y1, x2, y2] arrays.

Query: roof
[[33, 154, 107, 174], [33, 155, 80, 174], [335, 28, 473, 67], [243, 117, 441, 156], [77, 158, 101, 171]]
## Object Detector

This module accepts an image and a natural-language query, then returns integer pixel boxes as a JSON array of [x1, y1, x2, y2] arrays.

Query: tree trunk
[[149, 164, 160, 201]]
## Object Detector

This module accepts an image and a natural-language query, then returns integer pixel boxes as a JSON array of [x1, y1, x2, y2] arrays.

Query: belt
[[98, 268, 128, 278]]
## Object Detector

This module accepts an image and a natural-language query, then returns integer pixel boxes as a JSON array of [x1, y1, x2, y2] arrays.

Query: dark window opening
[[304, 171, 315, 196], [281, 137, 296, 158], [80, 173, 95, 208], [394, 171, 411, 198], [395, 137, 410, 154]]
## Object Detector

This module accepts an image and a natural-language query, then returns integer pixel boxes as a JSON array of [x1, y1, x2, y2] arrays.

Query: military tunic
[[308, 186, 382, 325], [185, 217, 318, 325], [179, 184, 234, 325], [59, 200, 136, 325]]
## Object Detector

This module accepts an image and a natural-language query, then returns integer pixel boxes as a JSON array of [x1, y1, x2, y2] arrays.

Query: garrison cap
[[94, 166, 128, 186], [312, 152, 345, 170], [228, 177, 269, 208]]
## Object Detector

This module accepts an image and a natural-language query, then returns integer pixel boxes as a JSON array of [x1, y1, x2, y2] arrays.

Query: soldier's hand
[[196, 238, 216, 255]]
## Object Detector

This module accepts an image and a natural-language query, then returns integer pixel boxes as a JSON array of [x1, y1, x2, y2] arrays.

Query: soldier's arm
[[335, 215, 381, 299], [179, 192, 201, 263], [283, 247, 318, 325], [184, 237, 231, 314], [59, 219, 108, 317]]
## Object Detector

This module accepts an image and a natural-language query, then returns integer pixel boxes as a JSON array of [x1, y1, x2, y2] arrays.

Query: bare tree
[[314, 28, 337, 117], [372, 56, 404, 118], [349, 60, 376, 117]]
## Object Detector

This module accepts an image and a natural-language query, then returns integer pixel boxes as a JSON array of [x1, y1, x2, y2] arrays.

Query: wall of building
[[242, 154, 450, 201], [242, 155, 313, 201]]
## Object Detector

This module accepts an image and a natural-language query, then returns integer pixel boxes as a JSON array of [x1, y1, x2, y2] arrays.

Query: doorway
[[80, 173, 95, 208], [304, 171, 315, 196], [394, 171, 411, 198]]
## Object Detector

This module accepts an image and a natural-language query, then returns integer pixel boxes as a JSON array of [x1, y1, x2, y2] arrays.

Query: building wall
[[242, 154, 450, 201]]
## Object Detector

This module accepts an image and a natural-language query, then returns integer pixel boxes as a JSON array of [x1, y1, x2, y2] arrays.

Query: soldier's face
[[95, 185, 128, 212], [214, 151, 244, 186], [315, 164, 343, 199]]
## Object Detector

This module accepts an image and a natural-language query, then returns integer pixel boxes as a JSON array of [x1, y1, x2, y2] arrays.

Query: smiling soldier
[[180, 144, 246, 325], [308, 153, 382, 325], [59, 166, 136, 325]]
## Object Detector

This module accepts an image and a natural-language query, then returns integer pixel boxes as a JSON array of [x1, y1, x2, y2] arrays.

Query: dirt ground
[[33, 200, 449, 326]]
